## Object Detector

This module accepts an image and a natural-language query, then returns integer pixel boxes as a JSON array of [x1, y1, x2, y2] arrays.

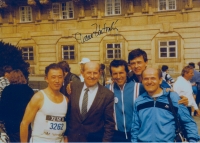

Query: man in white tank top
[[20, 63, 68, 143]]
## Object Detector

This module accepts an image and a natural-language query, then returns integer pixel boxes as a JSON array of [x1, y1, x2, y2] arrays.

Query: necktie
[[81, 88, 89, 119]]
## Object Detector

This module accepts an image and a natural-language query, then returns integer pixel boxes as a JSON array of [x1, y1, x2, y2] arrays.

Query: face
[[142, 68, 162, 96], [45, 68, 64, 91], [129, 55, 148, 75], [184, 69, 194, 80], [111, 66, 127, 88], [81, 62, 100, 87]]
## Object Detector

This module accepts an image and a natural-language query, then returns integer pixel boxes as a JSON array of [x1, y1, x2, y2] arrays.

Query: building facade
[[0, 0, 200, 79]]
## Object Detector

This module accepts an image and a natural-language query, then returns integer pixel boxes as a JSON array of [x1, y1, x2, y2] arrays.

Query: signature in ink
[[74, 20, 118, 44]]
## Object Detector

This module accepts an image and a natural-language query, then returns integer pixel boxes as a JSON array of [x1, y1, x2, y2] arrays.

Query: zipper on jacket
[[119, 84, 128, 139]]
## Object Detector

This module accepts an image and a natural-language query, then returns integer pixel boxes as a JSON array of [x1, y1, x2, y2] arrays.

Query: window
[[62, 45, 75, 60], [159, 40, 177, 58], [106, 43, 121, 59], [105, 0, 121, 16], [20, 6, 32, 22], [52, 1, 74, 19], [158, 0, 176, 11], [22, 47, 34, 60]]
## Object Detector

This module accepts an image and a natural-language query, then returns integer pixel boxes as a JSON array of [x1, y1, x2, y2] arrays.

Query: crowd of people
[[0, 48, 200, 142]]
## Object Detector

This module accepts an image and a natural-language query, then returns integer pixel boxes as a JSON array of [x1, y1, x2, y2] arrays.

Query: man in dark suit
[[65, 61, 115, 142]]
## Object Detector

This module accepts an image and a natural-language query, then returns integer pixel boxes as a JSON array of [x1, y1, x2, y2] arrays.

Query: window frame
[[61, 45, 75, 60], [159, 40, 177, 58], [52, 1, 74, 20], [58, 42, 78, 64], [21, 46, 34, 61], [158, 0, 176, 11], [155, 37, 181, 63], [106, 43, 122, 59], [105, 0, 121, 16], [19, 6, 32, 23]]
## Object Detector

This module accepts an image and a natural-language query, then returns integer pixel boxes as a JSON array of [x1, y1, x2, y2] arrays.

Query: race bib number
[[45, 115, 66, 136]]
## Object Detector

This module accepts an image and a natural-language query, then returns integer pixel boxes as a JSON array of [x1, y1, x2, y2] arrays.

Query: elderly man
[[131, 68, 199, 142], [65, 61, 115, 142]]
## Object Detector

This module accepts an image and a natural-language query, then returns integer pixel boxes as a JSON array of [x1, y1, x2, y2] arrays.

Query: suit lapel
[[83, 84, 104, 121], [74, 82, 84, 121]]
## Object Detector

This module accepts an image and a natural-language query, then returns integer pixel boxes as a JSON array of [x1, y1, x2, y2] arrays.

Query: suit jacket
[[66, 82, 115, 142]]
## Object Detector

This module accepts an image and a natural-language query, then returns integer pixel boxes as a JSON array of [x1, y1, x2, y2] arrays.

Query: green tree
[[0, 41, 30, 79]]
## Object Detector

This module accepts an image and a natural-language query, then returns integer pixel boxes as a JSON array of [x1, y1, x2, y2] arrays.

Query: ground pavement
[[194, 116, 200, 133]]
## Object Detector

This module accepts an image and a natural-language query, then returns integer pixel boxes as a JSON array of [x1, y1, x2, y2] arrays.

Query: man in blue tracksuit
[[131, 67, 200, 142], [106, 59, 145, 142]]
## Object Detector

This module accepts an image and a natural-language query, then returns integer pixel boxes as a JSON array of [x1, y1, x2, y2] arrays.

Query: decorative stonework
[[185, 0, 193, 10], [39, 0, 49, 4], [127, 0, 134, 15], [0, 0, 7, 8], [141, 0, 149, 13], [28, 0, 36, 5]]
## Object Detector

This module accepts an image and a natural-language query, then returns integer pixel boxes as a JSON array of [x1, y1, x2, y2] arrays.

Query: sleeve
[[173, 82, 181, 95], [131, 103, 140, 142], [71, 74, 80, 82], [102, 92, 115, 142], [176, 98, 199, 141], [167, 74, 175, 83]]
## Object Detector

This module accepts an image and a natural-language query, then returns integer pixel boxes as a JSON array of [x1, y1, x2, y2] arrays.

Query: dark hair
[[8, 69, 27, 84], [109, 59, 129, 75], [58, 61, 70, 72], [141, 68, 162, 79], [128, 48, 148, 63], [100, 64, 105, 70], [3, 65, 12, 73], [161, 65, 168, 72], [188, 62, 195, 68], [181, 65, 193, 77], [45, 63, 64, 76]]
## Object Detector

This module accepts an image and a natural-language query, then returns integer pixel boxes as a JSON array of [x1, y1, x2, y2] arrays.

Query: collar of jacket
[[142, 88, 170, 99]]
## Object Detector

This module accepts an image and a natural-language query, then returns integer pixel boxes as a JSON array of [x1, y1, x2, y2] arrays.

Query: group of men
[[19, 48, 200, 142]]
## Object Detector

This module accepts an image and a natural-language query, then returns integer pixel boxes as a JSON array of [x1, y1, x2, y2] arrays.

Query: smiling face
[[184, 69, 194, 81], [45, 68, 64, 91], [129, 55, 148, 76], [142, 68, 162, 96], [81, 62, 100, 87], [111, 66, 127, 88]]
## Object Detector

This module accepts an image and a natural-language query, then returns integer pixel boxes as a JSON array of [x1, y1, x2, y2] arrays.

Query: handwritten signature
[[74, 20, 118, 44]]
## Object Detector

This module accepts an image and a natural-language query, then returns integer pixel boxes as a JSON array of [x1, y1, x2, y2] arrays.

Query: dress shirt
[[79, 83, 98, 112], [173, 76, 198, 110], [79, 74, 84, 82]]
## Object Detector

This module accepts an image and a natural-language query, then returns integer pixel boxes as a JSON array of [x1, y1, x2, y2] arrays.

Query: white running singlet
[[30, 90, 68, 143]]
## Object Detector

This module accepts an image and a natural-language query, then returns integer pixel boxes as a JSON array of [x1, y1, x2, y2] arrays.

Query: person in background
[[161, 65, 175, 87], [173, 65, 200, 116], [0, 66, 12, 98], [79, 58, 90, 82], [58, 61, 80, 97], [0, 69, 34, 142], [131, 68, 199, 142], [99, 63, 106, 86]]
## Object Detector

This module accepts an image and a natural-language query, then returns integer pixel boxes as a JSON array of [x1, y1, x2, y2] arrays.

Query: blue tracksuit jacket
[[106, 80, 145, 138], [131, 89, 199, 142]]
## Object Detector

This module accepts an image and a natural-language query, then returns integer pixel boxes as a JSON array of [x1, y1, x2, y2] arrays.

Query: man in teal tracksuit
[[131, 68, 200, 142], [106, 59, 145, 142]]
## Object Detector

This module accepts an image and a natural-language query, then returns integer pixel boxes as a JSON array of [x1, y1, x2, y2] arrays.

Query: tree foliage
[[0, 41, 30, 79]]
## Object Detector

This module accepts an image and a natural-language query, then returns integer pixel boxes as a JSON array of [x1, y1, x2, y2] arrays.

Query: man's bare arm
[[20, 92, 43, 143], [178, 95, 188, 106]]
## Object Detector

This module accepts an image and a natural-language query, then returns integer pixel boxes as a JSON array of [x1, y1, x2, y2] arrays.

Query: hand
[[165, 88, 174, 92], [178, 95, 188, 106], [66, 82, 72, 95], [195, 109, 200, 116], [64, 136, 68, 143]]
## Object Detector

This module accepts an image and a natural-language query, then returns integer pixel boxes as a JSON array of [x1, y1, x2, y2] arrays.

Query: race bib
[[44, 115, 66, 136]]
